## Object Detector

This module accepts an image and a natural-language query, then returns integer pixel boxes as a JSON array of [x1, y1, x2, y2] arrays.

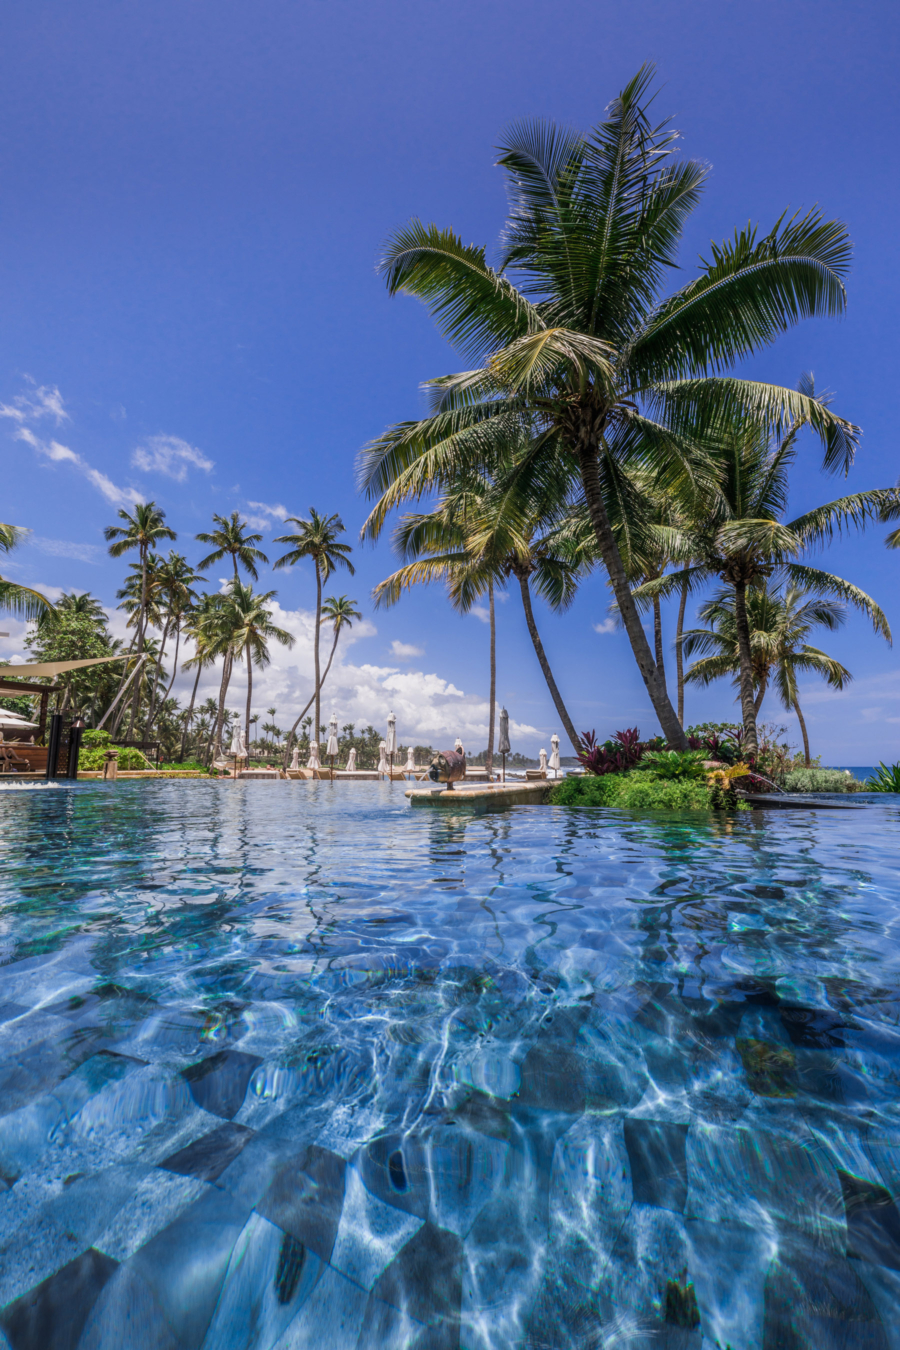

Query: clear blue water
[[2, 781, 900, 1348]]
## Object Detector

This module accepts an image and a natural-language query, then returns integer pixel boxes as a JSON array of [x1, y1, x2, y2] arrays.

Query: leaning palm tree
[[359, 65, 862, 749], [0, 522, 53, 620], [196, 512, 269, 581], [283, 595, 362, 765], [373, 470, 587, 753], [145, 553, 200, 732], [104, 501, 176, 737], [635, 401, 894, 752], [178, 592, 219, 760], [683, 584, 864, 765], [225, 582, 294, 749], [273, 510, 355, 736]]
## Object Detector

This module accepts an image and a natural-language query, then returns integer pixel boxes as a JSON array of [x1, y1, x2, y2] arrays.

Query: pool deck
[[405, 780, 549, 806]]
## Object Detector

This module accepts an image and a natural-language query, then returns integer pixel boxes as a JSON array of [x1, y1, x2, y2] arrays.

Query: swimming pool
[[1, 780, 899, 1348]]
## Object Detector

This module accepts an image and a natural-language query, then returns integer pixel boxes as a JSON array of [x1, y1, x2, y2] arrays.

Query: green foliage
[[0, 695, 33, 718], [81, 729, 112, 747], [158, 761, 208, 773], [783, 767, 862, 794], [638, 750, 708, 780], [78, 744, 154, 771], [25, 607, 121, 721], [865, 762, 900, 793], [549, 773, 747, 812]]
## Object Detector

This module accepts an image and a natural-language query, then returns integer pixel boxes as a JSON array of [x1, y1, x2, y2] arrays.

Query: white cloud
[[131, 434, 214, 481], [471, 605, 491, 625], [163, 598, 538, 749], [247, 500, 289, 519], [28, 537, 102, 563], [593, 618, 618, 634], [3, 382, 140, 509], [391, 640, 424, 659], [0, 381, 69, 425], [244, 500, 290, 531]]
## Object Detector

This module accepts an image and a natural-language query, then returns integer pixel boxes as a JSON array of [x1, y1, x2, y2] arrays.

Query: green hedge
[[783, 768, 862, 794], [78, 745, 155, 771], [549, 773, 748, 812]]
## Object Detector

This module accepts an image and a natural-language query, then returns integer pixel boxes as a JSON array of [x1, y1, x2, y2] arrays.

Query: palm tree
[[359, 65, 861, 749], [196, 512, 269, 581], [635, 403, 894, 752], [370, 460, 587, 753], [179, 592, 219, 760], [283, 595, 362, 765], [273, 510, 355, 736], [265, 706, 277, 749], [104, 502, 176, 737], [224, 582, 294, 749], [0, 522, 54, 620], [35, 590, 105, 631], [682, 583, 866, 765], [146, 554, 200, 731]]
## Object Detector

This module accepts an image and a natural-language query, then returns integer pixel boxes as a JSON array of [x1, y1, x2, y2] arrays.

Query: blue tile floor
[[1, 781, 900, 1347]]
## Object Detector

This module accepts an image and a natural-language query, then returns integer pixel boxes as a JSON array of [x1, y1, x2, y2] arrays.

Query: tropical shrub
[[78, 743, 154, 771], [864, 763, 900, 793], [638, 750, 708, 780], [783, 768, 862, 794], [550, 773, 748, 812], [577, 728, 665, 776]]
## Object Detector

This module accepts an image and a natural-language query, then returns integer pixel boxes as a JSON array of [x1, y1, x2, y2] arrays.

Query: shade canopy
[[0, 654, 128, 680], [498, 708, 511, 755]]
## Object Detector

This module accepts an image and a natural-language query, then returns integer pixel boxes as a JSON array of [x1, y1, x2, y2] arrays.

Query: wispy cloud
[[471, 605, 491, 625], [2, 381, 141, 509], [132, 433, 214, 481], [391, 640, 424, 659], [15, 426, 139, 508], [0, 380, 69, 426], [244, 500, 289, 531], [28, 537, 103, 563], [593, 618, 618, 634]]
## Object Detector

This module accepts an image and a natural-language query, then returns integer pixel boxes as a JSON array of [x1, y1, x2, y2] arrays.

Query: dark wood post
[[38, 690, 49, 744]]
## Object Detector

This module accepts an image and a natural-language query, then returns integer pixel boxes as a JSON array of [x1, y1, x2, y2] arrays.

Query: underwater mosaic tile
[[1, 779, 900, 1347]]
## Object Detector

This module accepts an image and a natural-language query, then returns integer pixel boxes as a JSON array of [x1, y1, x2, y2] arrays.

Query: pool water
[[1, 781, 900, 1349]]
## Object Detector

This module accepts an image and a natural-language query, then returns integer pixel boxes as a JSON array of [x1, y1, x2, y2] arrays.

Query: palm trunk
[[245, 648, 253, 755], [160, 622, 182, 712], [577, 446, 687, 749], [486, 580, 496, 774], [214, 649, 233, 760], [517, 571, 581, 754], [675, 577, 688, 728], [284, 626, 341, 768], [794, 698, 811, 767], [126, 545, 149, 740], [731, 578, 759, 755], [653, 597, 666, 687], [146, 619, 170, 730], [753, 673, 768, 718], [313, 561, 322, 742], [180, 659, 202, 762]]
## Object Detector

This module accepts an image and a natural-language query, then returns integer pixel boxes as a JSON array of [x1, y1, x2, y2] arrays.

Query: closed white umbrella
[[404, 746, 416, 774], [498, 707, 511, 782], [550, 734, 561, 778], [377, 740, 389, 777], [386, 710, 397, 775], [454, 737, 465, 755], [539, 747, 548, 775], [346, 747, 357, 771], [307, 740, 321, 771], [326, 713, 339, 777], [289, 745, 300, 771]]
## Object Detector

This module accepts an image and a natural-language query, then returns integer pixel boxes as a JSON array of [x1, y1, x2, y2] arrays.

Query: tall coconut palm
[[146, 554, 201, 731], [682, 583, 866, 765], [273, 510, 355, 736], [196, 512, 269, 581], [104, 501, 176, 737], [359, 65, 862, 749], [283, 595, 361, 765], [635, 403, 895, 752], [0, 522, 54, 620], [35, 590, 105, 631], [371, 465, 586, 753], [179, 592, 219, 760], [224, 582, 294, 749]]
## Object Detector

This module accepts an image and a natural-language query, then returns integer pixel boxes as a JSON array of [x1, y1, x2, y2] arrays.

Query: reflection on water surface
[[1, 781, 900, 1348]]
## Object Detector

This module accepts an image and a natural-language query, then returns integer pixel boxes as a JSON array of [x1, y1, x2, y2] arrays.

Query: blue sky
[[1, 0, 898, 760]]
